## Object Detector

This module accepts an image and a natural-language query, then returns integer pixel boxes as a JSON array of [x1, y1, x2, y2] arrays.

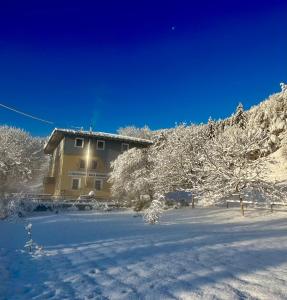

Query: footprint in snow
[[89, 268, 100, 275]]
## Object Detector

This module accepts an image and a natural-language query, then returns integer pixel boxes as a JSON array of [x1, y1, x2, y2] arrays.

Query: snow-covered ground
[[1, 208, 287, 300], [265, 147, 287, 183]]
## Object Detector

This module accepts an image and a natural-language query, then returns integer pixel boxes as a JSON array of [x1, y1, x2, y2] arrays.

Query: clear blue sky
[[0, 0, 286, 137]]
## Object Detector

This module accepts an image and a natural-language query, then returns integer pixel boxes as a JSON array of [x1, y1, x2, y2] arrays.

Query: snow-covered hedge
[[0, 196, 39, 219]]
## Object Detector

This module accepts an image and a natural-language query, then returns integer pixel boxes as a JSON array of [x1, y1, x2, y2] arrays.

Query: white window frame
[[71, 178, 81, 190], [95, 179, 103, 191], [121, 143, 129, 152], [75, 138, 84, 148], [96, 140, 105, 150]]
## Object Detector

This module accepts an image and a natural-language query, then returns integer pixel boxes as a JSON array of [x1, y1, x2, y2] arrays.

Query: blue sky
[[0, 0, 286, 137]]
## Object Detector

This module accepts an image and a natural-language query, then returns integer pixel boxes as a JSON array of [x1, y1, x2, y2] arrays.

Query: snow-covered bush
[[144, 194, 165, 224], [24, 223, 43, 256], [0, 195, 41, 219], [0, 196, 25, 219], [134, 195, 151, 211], [243, 180, 287, 206]]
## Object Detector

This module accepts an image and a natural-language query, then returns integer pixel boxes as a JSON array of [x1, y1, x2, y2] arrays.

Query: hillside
[[206, 84, 287, 184], [211, 84, 287, 156], [264, 147, 287, 183], [112, 84, 287, 207]]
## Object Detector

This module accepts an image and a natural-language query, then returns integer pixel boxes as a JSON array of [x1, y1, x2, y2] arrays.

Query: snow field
[[0, 208, 287, 300]]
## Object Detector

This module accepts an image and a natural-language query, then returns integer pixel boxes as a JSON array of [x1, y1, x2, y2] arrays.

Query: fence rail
[[1, 193, 119, 216], [6, 193, 111, 202], [226, 199, 287, 215]]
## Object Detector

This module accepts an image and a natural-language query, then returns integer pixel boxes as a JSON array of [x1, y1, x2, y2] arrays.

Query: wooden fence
[[226, 198, 287, 216], [3, 193, 118, 214]]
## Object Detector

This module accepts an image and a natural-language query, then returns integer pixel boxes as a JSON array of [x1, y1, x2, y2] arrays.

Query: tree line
[[110, 83, 287, 209]]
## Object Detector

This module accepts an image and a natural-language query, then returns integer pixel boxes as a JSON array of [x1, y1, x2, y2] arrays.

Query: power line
[[0, 102, 54, 125]]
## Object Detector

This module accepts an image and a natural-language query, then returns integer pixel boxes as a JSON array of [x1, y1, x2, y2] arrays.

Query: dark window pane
[[92, 160, 97, 169], [80, 159, 85, 169], [72, 179, 80, 190], [95, 180, 102, 190], [75, 138, 83, 147], [97, 141, 105, 149]]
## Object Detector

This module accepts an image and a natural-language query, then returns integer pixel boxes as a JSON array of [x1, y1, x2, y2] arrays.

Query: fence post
[[240, 196, 244, 216], [191, 195, 195, 209], [226, 201, 229, 208], [271, 203, 273, 213]]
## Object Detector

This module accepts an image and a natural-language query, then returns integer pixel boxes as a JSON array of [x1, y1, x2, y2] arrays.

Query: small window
[[95, 179, 103, 191], [72, 178, 81, 190], [91, 160, 97, 170], [121, 143, 129, 152], [75, 138, 84, 148], [96, 140, 105, 150], [79, 159, 85, 169]]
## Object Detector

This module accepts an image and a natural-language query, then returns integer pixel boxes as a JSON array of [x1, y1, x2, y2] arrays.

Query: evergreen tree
[[233, 102, 247, 129], [207, 117, 216, 139]]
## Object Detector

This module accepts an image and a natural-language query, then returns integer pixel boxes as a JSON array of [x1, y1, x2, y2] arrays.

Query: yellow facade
[[44, 151, 111, 200], [54, 154, 111, 199]]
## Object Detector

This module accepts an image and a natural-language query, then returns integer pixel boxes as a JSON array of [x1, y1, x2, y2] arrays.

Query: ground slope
[[264, 147, 287, 183], [0, 208, 287, 300]]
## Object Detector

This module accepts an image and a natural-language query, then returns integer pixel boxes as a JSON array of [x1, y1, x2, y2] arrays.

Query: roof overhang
[[44, 128, 153, 154]]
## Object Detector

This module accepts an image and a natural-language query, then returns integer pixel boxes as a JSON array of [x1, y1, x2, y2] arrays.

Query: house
[[43, 128, 153, 199]]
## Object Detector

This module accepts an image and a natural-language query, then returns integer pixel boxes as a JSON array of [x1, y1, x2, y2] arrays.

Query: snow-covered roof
[[44, 128, 153, 154]]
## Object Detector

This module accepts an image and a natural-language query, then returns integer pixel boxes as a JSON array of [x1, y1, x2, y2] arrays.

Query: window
[[72, 178, 81, 190], [75, 138, 84, 148], [95, 179, 103, 191], [96, 140, 105, 150], [91, 160, 97, 170], [79, 159, 85, 169], [121, 143, 129, 152]]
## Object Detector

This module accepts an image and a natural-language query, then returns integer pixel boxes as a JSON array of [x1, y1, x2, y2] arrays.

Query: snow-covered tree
[[0, 126, 47, 196], [280, 82, 287, 93], [247, 83, 287, 152], [117, 125, 154, 140], [151, 124, 207, 196], [207, 117, 216, 139], [200, 126, 269, 205], [232, 102, 247, 129], [109, 147, 154, 207]]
